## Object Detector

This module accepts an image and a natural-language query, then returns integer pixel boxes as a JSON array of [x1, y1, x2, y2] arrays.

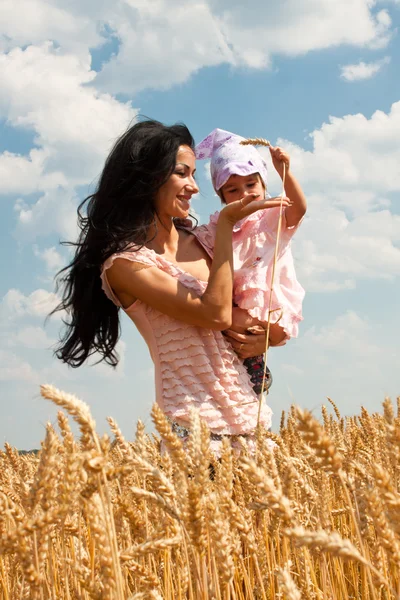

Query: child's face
[[220, 173, 265, 204]]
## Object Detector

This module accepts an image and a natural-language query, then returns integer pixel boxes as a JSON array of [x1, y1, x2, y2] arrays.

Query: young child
[[194, 128, 306, 394]]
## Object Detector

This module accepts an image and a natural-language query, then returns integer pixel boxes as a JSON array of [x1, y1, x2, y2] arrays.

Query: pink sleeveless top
[[100, 242, 272, 436]]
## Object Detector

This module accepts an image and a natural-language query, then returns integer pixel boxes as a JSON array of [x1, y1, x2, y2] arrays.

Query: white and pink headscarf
[[195, 128, 268, 193]]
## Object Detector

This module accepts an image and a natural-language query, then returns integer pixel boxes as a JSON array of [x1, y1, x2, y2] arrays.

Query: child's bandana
[[195, 128, 268, 192]]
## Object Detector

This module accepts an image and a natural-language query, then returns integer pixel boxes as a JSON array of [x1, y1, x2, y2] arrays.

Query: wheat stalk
[[1, 390, 400, 599]]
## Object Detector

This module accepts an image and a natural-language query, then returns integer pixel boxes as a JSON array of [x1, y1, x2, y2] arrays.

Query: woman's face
[[220, 173, 265, 205], [155, 145, 199, 218]]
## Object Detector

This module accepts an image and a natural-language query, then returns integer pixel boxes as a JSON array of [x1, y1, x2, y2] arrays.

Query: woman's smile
[[177, 194, 192, 210]]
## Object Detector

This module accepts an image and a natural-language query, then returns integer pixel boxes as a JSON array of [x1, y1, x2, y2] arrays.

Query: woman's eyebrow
[[176, 162, 196, 173]]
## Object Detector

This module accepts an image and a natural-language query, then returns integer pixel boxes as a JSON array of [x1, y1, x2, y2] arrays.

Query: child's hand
[[269, 146, 290, 180], [220, 193, 292, 226]]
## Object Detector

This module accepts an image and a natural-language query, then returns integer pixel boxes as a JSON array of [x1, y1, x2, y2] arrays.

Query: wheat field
[[1, 385, 400, 599]]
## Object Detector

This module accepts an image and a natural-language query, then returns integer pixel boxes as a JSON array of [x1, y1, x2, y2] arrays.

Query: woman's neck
[[146, 215, 180, 256]]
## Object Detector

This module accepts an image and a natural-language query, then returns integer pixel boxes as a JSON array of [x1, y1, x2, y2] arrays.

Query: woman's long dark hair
[[53, 119, 195, 368]]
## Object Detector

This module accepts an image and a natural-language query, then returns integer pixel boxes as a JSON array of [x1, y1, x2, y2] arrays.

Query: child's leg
[[230, 306, 273, 393], [243, 355, 273, 394]]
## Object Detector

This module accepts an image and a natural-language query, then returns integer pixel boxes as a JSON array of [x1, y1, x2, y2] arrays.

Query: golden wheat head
[[240, 137, 271, 148]]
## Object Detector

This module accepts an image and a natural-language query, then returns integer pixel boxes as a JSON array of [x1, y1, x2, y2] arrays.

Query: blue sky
[[0, 0, 399, 448]]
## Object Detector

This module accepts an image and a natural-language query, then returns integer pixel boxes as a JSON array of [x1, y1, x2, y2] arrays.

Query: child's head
[[219, 172, 265, 205], [195, 128, 268, 203]]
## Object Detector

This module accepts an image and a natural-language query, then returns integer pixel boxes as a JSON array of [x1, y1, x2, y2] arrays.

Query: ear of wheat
[[240, 137, 271, 147], [1, 388, 399, 599]]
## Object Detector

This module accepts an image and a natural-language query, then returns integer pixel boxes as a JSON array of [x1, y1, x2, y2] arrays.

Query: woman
[[54, 120, 291, 445]]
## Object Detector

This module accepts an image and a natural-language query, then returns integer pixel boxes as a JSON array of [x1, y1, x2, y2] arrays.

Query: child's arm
[[269, 146, 307, 228]]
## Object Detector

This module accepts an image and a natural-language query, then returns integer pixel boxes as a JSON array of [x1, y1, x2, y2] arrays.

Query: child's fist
[[269, 146, 290, 179]]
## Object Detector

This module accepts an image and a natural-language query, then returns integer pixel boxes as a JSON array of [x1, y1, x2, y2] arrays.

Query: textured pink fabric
[[194, 207, 305, 339], [100, 245, 273, 435]]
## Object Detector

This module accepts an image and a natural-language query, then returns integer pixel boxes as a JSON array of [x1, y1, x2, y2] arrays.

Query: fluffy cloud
[[95, 4, 234, 94], [304, 311, 381, 357], [292, 204, 400, 292], [0, 350, 40, 383], [297, 310, 398, 389], [6, 326, 55, 350], [0, 0, 100, 55], [210, 1, 392, 61], [0, 43, 137, 185], [0, 0, 395, 95], [273, 101, 400, 194], [255, 101, 400, 292], [269, 308, 399, 418], [0, 42, 137, 241], [1, 289, 60, 321], [340, 56, 391, 81], [96, 0, 394, 93], [34, 246, 65, 274], [0, 148, 66, 196], [14, 187, 80, 242]]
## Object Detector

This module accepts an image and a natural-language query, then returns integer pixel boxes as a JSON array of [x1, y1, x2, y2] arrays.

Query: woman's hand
[[224, 328, 287, 359], [219, 192, 292, 226], [269, 146, 290, 180], [223, 307, 287, 359], [223, 328, 268, 359]]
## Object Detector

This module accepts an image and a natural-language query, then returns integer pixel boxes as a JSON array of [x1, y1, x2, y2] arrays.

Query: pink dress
[[195, 207, 305, 340], [100, 242, 273, 436]]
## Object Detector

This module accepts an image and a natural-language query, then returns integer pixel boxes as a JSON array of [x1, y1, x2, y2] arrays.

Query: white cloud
[[14, 187, 79, 242], [34, 246, 65, 274], [0, 0, 395, 96], [340, 56, 391, 81], [273, 101, 400, 195], [0, 350, 40, 383], [0, 0, 100, 56], [304, 311, 380, 357], [7, 326, 55, 350], [298, 309, 396, 389], [270, 308, 399, 418], [292, 204, 400, 292], [95, 4, 234, 94], [0, 42, 137, 241], [0, 148, 67, 196], [209, 1, 392, 62], [0, 289, 60, 321], [95, 0, 394, 93], [254, 101, 400, 292], [0, 43, 137, 185]]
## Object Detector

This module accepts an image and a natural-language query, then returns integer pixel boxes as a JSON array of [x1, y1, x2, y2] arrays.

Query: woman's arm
[[107, 216, 235, 330], [107, 195, 292, 331]]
